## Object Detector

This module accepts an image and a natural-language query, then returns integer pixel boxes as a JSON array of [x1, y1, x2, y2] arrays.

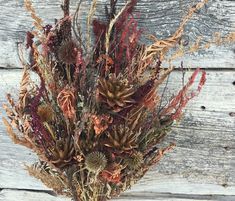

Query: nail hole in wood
[[222, 183, 228, 188], [201, 106, 206, 110], [229, 112, 235, 117], [232, 81, 235, 86], [224, 146, 230, 151]]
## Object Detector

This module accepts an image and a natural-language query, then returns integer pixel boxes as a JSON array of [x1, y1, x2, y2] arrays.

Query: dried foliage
[[3, 0, 234, 201]]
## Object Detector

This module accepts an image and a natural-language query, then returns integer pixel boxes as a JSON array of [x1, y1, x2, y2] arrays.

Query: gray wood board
[[0, 0, 234, 69], [0, 69, 235, 201], [1, 190, 235, 201]]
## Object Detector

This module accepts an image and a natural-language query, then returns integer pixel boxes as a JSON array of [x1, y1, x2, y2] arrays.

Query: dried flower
[[74, 154, 84, 163], [96, 76, 135, 112], [105, 125, 140, 152], [5, 0, 226, 200], [37, 104, 54, 122], [57, 87, 76, 119], [100, 164, 122, 184], [50, 137, 75, 165], [125, 151, 143, 169], [85, 152, 107, 173], [91, 114, 113, 135], [58, 40, 79, 64]]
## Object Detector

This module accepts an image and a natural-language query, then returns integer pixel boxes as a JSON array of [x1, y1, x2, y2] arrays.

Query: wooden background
[[0, 0, 234, 200]]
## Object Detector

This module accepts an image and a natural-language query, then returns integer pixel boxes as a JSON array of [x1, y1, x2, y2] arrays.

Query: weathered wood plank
[[0, 70, 235, 199], [0, 0, 234, 69], [1, 190, 235, 201]]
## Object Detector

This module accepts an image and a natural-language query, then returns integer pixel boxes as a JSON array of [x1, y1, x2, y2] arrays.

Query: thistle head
[[125, 151, 143, 169], [85, 152, 107, 173], [37, 104, 54, 122], [58, 40, 79, 64]]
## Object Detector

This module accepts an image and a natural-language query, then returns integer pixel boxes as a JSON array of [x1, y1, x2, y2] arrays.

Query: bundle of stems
[[3, 0, 234, 200]]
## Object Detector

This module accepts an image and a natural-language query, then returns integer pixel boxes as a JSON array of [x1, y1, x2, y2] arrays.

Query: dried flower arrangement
[[2, 0, 235, 201]]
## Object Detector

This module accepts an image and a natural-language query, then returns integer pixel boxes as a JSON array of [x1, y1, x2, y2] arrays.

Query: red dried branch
[[114, 16, 142, 74], [115, 0, 137, 31], [160, 68, 206, 120]]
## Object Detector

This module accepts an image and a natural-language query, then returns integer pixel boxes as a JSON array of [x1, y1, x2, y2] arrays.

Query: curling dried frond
[[57, 87, 76, 119], [24, 0, 43, 31], [142, 0, 209, 62], [171, 32, 235, 61], [19, 69, 30, 109], [2, 117, 33, 149], [26, 161, 70, 196]]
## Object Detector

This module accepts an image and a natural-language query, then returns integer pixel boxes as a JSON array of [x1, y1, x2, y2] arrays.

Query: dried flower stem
[[63, 0, 70, 17], [3, 1, 214, 200], [24, 0, 43, 31], [142, 0, 209, 62], [105, 0, 131, 55], [87, 0, 97, 52]]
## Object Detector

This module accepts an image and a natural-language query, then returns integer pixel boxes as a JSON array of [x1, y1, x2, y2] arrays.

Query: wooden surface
[[0, 0, 234, 69], [0, 0, 235, 200], [0, 70, 235, 200]]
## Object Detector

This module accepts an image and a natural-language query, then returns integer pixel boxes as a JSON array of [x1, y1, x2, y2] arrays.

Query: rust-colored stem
[[61, 0, 72, 40], [63, 0, 70, 17]]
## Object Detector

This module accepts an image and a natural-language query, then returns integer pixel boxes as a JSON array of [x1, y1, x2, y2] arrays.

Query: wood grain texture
[[0, 69, 235, 201], [1, 190, 235, 201], [0, 0, 234, 69]]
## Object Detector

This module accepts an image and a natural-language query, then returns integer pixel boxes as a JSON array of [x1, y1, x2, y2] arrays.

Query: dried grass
[[24, 0, 43, 31], [105, 0, 131, 55], [86, 0, 97, 52]]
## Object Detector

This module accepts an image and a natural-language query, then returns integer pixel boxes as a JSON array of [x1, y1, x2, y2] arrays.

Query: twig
[[105, 0, 131, 55]]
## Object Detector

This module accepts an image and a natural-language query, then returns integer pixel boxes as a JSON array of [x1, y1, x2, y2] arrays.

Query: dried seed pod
[[96, 75, 135, 112], [50, 136, 75, 166], [58, 40, 78, 64], [37, 104, 54, 122], [105, 125, 140, 152], [125, 151, 143, 169], [85, 152, 107, 173]]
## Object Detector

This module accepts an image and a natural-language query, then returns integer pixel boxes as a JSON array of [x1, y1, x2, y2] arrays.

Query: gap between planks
[[1, 189, 235, 201]]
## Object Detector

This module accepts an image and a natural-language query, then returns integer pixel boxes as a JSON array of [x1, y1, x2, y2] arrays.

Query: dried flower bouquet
[[3, 0, 234, 201]]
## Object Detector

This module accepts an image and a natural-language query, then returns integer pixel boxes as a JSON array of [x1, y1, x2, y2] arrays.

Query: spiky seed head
[[96, 76, 135, 112], [85, 152, 107, 173], [105, 125, 139, 151], [37, 104, 54, 122], [125, 152, 143, 169], [58, 40, 78, 64]]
